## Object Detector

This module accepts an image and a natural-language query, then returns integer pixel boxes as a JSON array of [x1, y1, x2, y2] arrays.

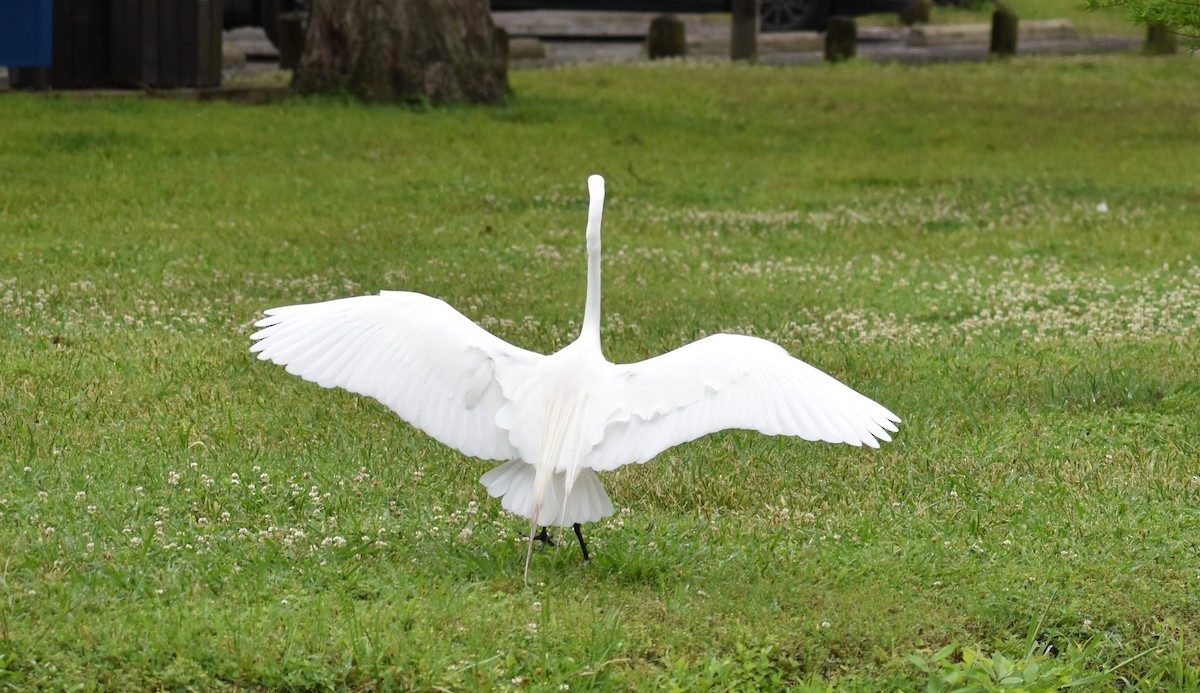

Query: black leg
[[531, 527, 554, 551], [573, 523, 590, 561]]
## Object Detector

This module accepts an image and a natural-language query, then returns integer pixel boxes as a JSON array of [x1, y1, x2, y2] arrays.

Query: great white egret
[[250, 175, 900, 583]]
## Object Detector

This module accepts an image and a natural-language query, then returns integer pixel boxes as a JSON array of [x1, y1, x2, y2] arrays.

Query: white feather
[[584, 334, 900, 472], [481, 460, 614, 526], [250, 291, 539, 461]]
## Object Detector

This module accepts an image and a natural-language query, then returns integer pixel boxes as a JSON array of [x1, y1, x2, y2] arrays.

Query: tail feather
[[481, 460, 614, 527]]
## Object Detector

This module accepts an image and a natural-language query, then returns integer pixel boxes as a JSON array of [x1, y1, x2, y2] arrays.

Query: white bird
[[250, 174, 900, 583]]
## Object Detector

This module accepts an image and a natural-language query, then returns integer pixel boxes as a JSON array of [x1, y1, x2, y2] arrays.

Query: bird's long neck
[[579, 176, 604, 351]]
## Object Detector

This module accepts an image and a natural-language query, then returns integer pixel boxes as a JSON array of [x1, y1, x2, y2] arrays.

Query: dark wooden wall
[[12, 0, 222, 89]]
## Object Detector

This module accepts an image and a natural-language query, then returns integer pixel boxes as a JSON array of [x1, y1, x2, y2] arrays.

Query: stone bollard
[[990, 5, 1018, 57], [278, 11, 306, 70], [825, 16, 857, 62], [1144, 24, 1177, 55], [647, 14, 687, 59], [899, 0, 931, 26], [730, 0, 759, 62]]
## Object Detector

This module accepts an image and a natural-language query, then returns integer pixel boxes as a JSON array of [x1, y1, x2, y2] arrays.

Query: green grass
[[2, 54, 1199, 690]]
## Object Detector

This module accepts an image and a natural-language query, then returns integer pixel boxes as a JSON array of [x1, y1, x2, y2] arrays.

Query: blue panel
[[0, 0, 54, 66]]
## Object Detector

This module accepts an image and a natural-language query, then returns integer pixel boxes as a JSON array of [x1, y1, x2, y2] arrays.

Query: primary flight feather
[[250, 174, 900, 582]]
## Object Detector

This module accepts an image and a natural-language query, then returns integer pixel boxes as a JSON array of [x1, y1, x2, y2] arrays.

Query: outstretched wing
[[584, 333, 900, 471], [250, 291, 541, 460]]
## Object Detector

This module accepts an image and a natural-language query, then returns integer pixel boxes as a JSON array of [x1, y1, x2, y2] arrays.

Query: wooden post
[[1144, 24, 1177, 55], [730, 0, 758, 62], [824, 16, 856, 63], [899, 0, 931, 26], [647, 14, 686, 60], [990, 5, 1018, 57]]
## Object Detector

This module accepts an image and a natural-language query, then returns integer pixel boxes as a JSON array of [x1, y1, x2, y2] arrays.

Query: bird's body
[[251, 175, 900, 581]]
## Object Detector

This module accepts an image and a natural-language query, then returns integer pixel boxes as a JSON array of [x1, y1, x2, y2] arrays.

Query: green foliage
[[906, 642, 1113, 692], [1, 55, 1199, 689], [1086, 0, 1200, 37]]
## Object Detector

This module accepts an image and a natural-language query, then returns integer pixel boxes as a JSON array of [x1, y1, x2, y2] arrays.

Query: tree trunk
[[293, 0, 508, 105]]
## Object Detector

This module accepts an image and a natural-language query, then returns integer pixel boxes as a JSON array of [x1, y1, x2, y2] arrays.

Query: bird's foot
[[527, 527, 555, 552]]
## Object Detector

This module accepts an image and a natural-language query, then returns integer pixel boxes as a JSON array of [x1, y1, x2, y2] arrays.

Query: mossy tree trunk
[[293, 0, 508, 104]]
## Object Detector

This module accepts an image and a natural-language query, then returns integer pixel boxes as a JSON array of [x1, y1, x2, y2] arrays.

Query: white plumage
[[250, 174, 900, 582]]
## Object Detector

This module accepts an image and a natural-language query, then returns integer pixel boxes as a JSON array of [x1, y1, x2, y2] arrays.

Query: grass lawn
[[2, 53, 1199, 690]]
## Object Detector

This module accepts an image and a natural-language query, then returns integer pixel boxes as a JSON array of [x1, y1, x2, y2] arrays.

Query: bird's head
[[586, 175, 605, 251]]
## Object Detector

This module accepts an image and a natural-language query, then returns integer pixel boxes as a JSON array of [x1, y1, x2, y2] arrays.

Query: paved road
[[222, 15, 1142, 71], [524, 34, 1141, 67]]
